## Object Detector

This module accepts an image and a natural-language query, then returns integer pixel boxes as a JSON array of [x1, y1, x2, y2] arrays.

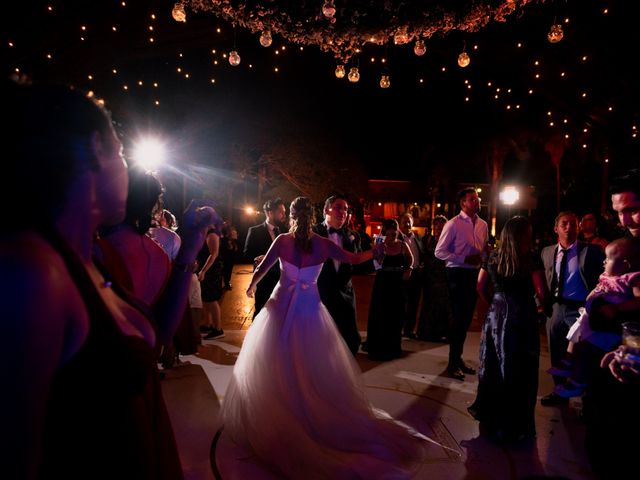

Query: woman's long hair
[[289, 196, 315, 253], [496, 216, 533, 278]]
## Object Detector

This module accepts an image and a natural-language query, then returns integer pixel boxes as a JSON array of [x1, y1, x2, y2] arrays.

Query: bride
[[221, 197, 429, 479]]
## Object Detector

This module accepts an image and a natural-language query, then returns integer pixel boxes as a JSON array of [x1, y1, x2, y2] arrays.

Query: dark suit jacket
[[313, 222, 362, 354], [540, 242, 605, 297], [244, 222, 279, 316]]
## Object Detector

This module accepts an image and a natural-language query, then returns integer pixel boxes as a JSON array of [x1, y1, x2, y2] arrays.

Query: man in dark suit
[[313, 195, 362, 355], [244, 198, 286, 319], [398, 213, 424, 339], [540, 211, 605, 406]]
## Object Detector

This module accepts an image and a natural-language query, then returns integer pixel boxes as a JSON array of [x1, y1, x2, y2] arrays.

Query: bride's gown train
[[222, 259, 429, 479]]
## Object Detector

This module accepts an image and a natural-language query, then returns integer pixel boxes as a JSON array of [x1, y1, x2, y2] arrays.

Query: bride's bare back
[[247, 232, 372, 296]]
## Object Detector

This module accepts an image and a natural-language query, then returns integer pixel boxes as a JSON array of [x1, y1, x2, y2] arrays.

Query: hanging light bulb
[[379, 75, 390, 89], [393, 27, 409, 45], [229, 50, 241, 66], [414, 39, 426, 56], [322, 1, 336, 19], [172, 2, 186, 23], [335, 64, 346, 78], [347, 67, 360, 83], [259, 30, 272, 47], [547, 24, 564, 43], [458, 51, 470, 68]]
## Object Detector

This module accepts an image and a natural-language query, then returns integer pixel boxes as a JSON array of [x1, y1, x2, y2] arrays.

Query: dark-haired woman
[[221, 197, 429, 479], [365, 218, 414, 361], [468, 216, 548, 442], [1, 79, 216, 478]]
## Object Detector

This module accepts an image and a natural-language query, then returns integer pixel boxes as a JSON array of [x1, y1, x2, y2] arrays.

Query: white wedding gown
[[221, 259, 429, 479]]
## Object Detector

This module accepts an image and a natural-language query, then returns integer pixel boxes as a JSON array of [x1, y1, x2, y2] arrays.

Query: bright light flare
[[132, 138, 166, 171], [500, 186, 520, 205], [245, 206, 256, 215]]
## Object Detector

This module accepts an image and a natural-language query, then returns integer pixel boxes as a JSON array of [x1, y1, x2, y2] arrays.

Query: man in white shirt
[[435, 188, 488, 380]]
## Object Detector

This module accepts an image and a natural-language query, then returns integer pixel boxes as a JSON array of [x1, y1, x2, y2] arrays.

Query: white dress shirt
[[434, 211, 488, 269], [326, 222, 343, 271]]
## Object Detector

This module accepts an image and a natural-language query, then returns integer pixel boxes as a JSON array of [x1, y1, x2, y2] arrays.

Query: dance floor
[[161, 265, 594, 480]]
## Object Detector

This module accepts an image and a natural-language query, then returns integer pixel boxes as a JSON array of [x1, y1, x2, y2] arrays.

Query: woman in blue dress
[[468, 216, 548, 442]]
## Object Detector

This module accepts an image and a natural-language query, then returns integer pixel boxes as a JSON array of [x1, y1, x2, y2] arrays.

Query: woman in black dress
[[468, 216, 548, 442], [365, 218, 414, 361]]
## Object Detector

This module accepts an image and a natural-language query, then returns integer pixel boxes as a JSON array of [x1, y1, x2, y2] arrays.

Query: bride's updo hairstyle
[[289, 196, 315, 253]]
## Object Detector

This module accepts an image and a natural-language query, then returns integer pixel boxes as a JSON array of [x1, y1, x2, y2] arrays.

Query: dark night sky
[[2, 1, 639, 215]]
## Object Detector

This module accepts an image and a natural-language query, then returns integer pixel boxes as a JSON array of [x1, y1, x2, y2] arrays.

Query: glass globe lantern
[[335, 64, 346, 78], [458, 52, 470, 68], [259, 30, 272, 47], [229, 50, 241, 66], [347, 67, 360, 83], [322, 1, 336, 19], [414, 40, 426, 56], [172, 3, 186, 22], [379, 75, 391, 89], [547, 24, 564, 43]]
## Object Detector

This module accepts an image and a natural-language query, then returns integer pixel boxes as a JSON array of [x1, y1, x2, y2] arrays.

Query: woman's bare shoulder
[[1, 232, 83, 318]]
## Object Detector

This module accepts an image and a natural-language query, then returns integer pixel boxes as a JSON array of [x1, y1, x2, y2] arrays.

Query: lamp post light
[[499, 185, 519, 221]]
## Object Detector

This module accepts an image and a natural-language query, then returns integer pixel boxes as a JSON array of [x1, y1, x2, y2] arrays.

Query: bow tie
[[328, 227, 343, 235]]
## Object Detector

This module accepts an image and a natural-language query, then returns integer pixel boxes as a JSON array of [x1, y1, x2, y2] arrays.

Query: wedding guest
[[552, 237, 640, 399], [435, 188, 488, 380], [583, 169, 640, 478], [468, 216, 548, 443], [418, 215, 452, 342], [539, 211, 604, 406], [221, 197, 429, 478], [96, 168, 170, 309], [244, 198, 286, 318], [366, 219, 414, 360], [313, 195, 363, 355], [220, 222, 239, 290], [579, 212, 609, 251], [198, 219, 225, 340], [399, 213, 424, 340], [149, 209, 182, 261], [1, 78, 215, 479]]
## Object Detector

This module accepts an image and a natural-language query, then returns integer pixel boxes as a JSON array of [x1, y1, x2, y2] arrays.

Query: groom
[[313, 195, 362, 355]]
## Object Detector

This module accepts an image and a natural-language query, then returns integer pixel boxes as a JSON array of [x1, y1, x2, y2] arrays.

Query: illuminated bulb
[[413, 39, 426, 56], [394, 27, 409, 45], [379, 75, 390, 89], [229, 50, 241, 66], [322, 1, 336, 19], [172, 2, 186, 23], [259, 30, 272, 47], [547, 24, 564, 43], [347, 67, 360, 83], [458, 52, 470, 68], [335, 64, 346, 78]]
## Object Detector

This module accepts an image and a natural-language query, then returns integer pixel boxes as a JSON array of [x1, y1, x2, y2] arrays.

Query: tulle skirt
[[221, 284, 427, 479]]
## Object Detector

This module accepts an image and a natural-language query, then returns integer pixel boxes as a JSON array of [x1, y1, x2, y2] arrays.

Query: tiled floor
[[161, 265, 595, 480]]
